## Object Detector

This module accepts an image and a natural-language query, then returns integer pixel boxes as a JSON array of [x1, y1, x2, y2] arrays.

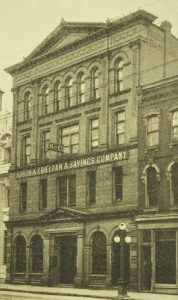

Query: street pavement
[[0, 284, 177, 300]]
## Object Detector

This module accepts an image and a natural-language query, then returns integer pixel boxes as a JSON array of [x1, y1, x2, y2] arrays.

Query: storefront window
[[92, 232, 107, 274], [155, 230, 176, 284]]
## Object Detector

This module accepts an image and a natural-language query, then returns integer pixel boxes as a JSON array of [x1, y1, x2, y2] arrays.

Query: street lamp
[[114, 223, 131, 299]]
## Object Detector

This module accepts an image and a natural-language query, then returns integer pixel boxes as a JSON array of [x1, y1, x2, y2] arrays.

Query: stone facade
[[5, 10, 178, 292]]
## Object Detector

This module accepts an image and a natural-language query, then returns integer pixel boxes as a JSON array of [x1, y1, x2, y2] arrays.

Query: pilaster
[[74, 232, 84, 287], [30, 82, 39, 164], [42, 234, 50, 285]]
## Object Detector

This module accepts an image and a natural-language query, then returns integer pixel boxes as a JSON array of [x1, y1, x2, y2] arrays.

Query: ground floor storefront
[[5, 209, 138, 290], [136, 213, 178, 295]]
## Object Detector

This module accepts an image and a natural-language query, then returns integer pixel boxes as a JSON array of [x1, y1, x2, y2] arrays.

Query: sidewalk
[[0, 283, 177, 300]]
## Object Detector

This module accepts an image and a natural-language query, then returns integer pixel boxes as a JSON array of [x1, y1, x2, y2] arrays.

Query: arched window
[[24, 92, 31, 120], [147, 166, 158, 207], [54, 81, 62, 111], [116, 59, 124, 93], [31, 235, 43, 273], [92, 232, 107, 274], [78, 73, 85, 103], [42, 86, 50, 115], [14, 235, 26, 273], [91, 68, 99, 100], [66, 77, 73, 107], [171, 163, 178, 205]]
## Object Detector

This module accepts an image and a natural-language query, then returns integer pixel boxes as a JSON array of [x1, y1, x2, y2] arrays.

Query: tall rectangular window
[[88, 171, 96, 204], [20, 182, 27, 212], [115, 111, 125, 145], [58, 175, 76, 207], [155, 230, 176, 284], [114, 166, 123, 201], [41, 130, 50, 160], [147, 116, 159, 146], [39, 179, 47, 209], [22, 135, 30, 165], [90, 118, 99, 150], [61, 124, 79, 154], [172, 111, 178, 141]]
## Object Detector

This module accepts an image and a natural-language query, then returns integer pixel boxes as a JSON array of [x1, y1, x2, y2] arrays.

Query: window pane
[[148, 132, 158, 146], [173, 126, 178, 140], [91, 119, 98, 128], [147, 167, 158, 207], [148, 117, 158, 132], [172, 111, 178, 126], [117, 123, 125, 134], [62, 136, 70, 146], [59, 177, 67, 206], [71, 133, 79, 145]]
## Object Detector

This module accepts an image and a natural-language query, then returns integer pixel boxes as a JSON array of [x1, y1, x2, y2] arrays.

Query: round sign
[[125, 236, 131, 243], [119, 223, 127, 231], [114, 236, 120, 243]]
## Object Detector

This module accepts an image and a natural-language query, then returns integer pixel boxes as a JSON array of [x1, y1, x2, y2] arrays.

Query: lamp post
[[114, 223, 131, 299]]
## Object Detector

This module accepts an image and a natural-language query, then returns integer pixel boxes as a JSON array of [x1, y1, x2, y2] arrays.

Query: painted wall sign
[[15, 150, 128, 179]]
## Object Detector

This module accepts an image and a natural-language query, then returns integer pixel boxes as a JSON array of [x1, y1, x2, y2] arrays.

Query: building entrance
[[59, 236, 77, 284]]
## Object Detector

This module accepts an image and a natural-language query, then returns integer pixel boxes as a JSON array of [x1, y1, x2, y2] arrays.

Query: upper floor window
[[87, 170, 96, 204], [39, 179, 47, 209], [116, 59, 124, 93], [115, 111, 125, 145], [24, 92, 31, 120], [66, 77, 74, 107], [61, 124, 79, 154], [42, 86, 50, 115], [91, 68, 99, 100], [114, 166, 123, 201], [21, 135, 30, 166], [54, 81, 62, 112], [146, 166, 158, 207], [90, 118, 99, 150], [172, 111, 178, 142], [147, 116, 159, 147], [78, 73, 85, 103], [171, 163, 178, 206], [20, 182, 27, 212], [58, 175, 76, 207], [41, 130, 50, 160]]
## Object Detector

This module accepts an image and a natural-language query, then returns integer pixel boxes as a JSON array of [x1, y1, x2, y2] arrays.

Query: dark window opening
[[31, 235, 43, 273], [147, 167, 158, 207], [114, 166, 123, 201], [20, 182, 27, 212], [92, 232, 107, 274], [172, 163, 178, 205], [39, 179, 47, 209], [14, 236, 26, 273], [58, 175, 76, 207], [88, 171, 96, 204]]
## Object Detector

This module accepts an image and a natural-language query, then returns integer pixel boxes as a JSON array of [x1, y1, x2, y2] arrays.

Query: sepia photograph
[[0, 0, 178, 299]]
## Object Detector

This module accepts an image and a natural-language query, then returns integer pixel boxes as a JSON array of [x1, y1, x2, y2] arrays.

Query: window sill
[[145, 146, 159, 153], [110, 88, 131, 97]]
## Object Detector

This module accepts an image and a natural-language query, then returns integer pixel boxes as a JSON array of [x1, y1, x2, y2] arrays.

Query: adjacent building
[[5, 9, 178, 293], [0, 90, 11, 282]]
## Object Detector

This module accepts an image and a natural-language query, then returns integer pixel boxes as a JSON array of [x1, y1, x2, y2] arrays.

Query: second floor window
[[20, 182, 27, 212], [78, 73, 85, 103], [54, 81, 62, 111], [42, 86, 50, 115], [147, 166, 158, 207], [147, 116, 159, 147], [39, 179, 47, 209], [87, 171, 96, 204], [61, 124, 79, 154], [114, 166, 123, 201], [171, 163, 178, 206], [172, 111, 178, 142], [116, 59, 124, 93], [91, 69, 99, 100], [22, 135, 30, 165], [41, 130, 50, 160], [24, 92, 31, 120], [115, 111, 125, 145], [66, 77, 74, 107], [58, 175, 76, 207], [90, 118, 99, 150]]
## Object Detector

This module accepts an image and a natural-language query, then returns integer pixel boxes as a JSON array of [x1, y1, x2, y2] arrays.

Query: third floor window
[[21, 135, 30, 165], [41, 130, 50, 160], [61, 124, 79, 154], [116, 59, 124, 93], [90, 118, 99, 150], [54, 81, 62, 111], [24, 92, 31, 120], [115, 111, 125, 145], [58, 175, 76, 207], [78, 73, 85, 103], [91, 69, 99, 100], [172, 111, 178, 142], [42, 86, 50, 115], [147, 116, 159, 147], [66, 77, 74, 107]]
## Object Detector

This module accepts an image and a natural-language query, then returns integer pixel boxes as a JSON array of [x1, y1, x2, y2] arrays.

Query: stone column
[[24, 242, 30, 283], [74, 232, 84, 287], [5, 227, 13, 283], [106, 242, 112, 286], [30, 82, 39, 164], [42, 234, 50, 285], [83, 244, 91, 287]]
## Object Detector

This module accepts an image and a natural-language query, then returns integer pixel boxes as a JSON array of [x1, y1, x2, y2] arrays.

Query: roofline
[[141, 74, 178, 91], [5, 9, 157, 75]]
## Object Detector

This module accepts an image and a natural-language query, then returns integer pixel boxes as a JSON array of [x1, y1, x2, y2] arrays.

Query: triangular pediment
[[39, 207, 88, 222], [25, 21, 106, 61]]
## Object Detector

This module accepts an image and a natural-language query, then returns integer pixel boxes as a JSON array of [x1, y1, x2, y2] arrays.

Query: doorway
[[59, 236, 77, 284], [141, 245, 151, 290]]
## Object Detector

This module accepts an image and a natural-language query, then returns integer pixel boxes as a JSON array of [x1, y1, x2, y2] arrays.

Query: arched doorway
[[91, 231, 107, 275], [111, 231, 130, 285]]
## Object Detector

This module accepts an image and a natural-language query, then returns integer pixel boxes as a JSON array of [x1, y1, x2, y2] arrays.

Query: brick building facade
[[5, 10, 178, 293]]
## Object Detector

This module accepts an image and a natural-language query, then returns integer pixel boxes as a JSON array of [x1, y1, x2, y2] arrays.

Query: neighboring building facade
[[137, 76, 178, 294], [0, 90, 11, 282], [5, 10, 178, 292]]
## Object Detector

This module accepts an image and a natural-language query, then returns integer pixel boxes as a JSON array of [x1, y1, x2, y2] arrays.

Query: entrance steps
[[88, 275, 106, 288]]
